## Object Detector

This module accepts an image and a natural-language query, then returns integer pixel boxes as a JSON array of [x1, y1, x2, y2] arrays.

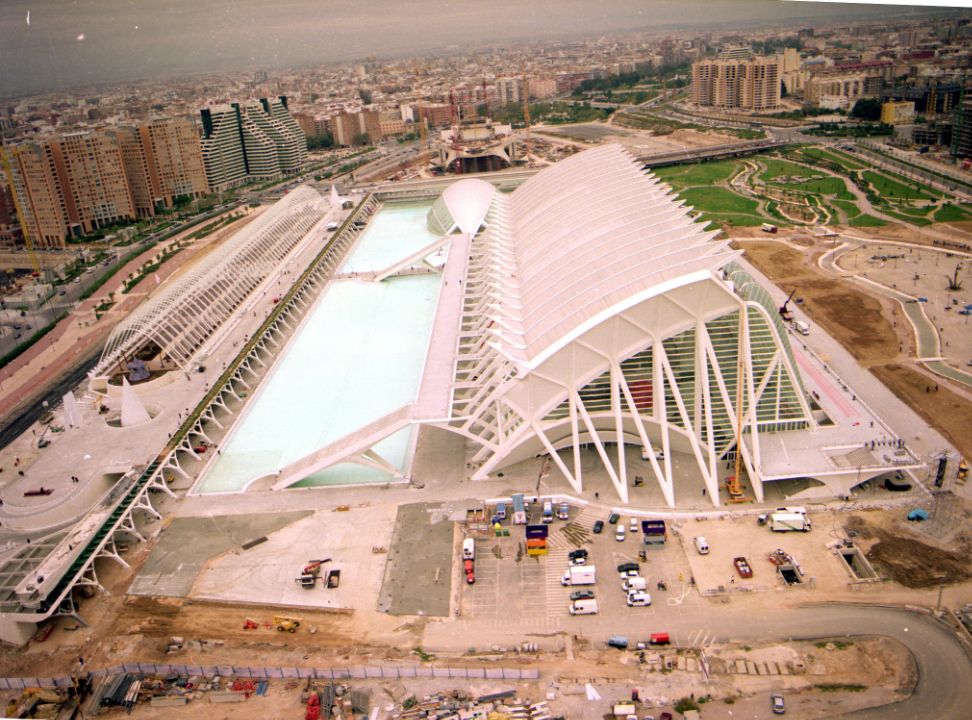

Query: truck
[[761, 223, 778, 233], [641, 519, 667, 545], [792, 319, 810, 335], [511, 493, 527, 525], [561, 565, 596, 586], [568, 598, 599, 615], [770, 511, 812, 532], [542, 499, 554, 524]]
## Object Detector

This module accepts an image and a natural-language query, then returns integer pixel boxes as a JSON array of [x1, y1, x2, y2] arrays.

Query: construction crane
[[521, 93, 532, 165], [295, 558, 331, 588], [449, 90, 462, 174], [727, 308, 750, 503], [482, 77, 490, 122], [0, 142, 42, 275], [778, 288, 797, 322]]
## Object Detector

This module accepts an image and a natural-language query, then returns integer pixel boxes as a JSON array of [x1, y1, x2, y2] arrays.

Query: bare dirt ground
[[871, 364, 972, 462], [845, 506, 972, 589], [736, 238, 972, 461], [735, 240, 901, 366]]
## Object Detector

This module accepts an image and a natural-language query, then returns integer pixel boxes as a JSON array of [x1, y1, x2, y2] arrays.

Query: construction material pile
[[392, 690, 559, 720], [82, 672, 270, 714]]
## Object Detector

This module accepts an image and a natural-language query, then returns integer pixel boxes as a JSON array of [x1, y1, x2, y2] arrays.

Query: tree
[[358, 88, 373, 104], [946, 262, 963, 291], [353, 132, 371, 146], [850, 98, 882, 122]]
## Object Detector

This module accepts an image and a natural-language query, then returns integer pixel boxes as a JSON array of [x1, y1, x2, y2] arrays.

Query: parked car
[[568, 548, 589, 561], [771, 693, 785, 714], [615, 525, 626, 542], [593, 520, 604, 534], [570, 589, 595, 601], [608, 512, 620, 524], [617, 561, 640, 574]]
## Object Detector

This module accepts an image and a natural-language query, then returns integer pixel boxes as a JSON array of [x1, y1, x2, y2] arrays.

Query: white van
[[623, 576, 647, 592], [569, 598, 599, 615], [462, 538, 475, 560], [694, 536, 710, 555], [615, 525, 626, 542], [325, 221, 339, 231], [626, 591, 652, 607], [792, 320, 810, 335]]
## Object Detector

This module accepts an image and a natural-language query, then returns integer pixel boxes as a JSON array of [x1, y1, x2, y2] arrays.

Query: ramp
[[271, 405, 414, 489], [373, 234, 453, 283]]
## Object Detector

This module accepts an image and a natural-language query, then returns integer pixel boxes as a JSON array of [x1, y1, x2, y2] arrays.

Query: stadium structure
[[271, 144, 919, 504]]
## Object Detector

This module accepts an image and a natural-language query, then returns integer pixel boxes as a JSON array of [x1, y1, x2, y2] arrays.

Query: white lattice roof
[[94, 185, 328, 375], [475, 144, 731, 364]]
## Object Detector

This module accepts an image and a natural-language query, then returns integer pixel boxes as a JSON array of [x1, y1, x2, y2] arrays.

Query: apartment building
[[199, 97, 306, 190], [111, 118, 209, 218], [692, 52, 781, 111], [6, 131, 136, 247]]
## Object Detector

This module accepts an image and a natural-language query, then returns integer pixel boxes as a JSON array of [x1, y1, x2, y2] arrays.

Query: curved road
[[740, 605, 970, 719]]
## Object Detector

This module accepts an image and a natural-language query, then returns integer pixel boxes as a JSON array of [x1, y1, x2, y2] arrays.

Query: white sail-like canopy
[[62, 391, 82, 428], [120, 377, 151, 427]]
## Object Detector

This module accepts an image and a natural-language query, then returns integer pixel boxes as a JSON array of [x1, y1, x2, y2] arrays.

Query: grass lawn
[[883, 209, 932, 227], [848, 213, 887, 228], [831, 198, 862, 220], [681, 186, 760, 216], [700, 212, 768, 227], [797, 146, 868, 171], [760, 157, 823, 182], [863, 170, 939, 201], [782, 176, 855, 201], [653, 160, 741, 189], [934, 204, 972, 223], [894, 205, 935, 218]]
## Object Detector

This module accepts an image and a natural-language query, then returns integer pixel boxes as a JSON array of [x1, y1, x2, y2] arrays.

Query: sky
[[0, 0, 959, 98]]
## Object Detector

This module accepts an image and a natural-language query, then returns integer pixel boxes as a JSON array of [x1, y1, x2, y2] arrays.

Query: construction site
[[0, 110, 971, 720]]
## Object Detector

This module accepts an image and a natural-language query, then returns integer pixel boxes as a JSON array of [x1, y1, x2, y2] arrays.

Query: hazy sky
[[0, 1, 955, 98]]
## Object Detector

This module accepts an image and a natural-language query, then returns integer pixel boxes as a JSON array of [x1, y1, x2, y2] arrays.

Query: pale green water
[[197, 203, 441, 493]]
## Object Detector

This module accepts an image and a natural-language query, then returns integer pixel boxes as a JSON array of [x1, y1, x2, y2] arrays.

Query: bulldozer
[[273, 615, 302, 633]]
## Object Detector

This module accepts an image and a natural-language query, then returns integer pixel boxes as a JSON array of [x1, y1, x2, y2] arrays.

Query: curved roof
[[484, 144, 732, 363], [428, 177, 495, 235], [93, 185, 328, 375]]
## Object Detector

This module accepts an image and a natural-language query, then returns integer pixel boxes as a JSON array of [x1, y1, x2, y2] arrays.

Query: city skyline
[[0, 0, 937, 98]]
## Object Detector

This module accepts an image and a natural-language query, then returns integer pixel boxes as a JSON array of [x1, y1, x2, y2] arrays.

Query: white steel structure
[[92, 186, 328, 378], [272, 145, 828, 505]]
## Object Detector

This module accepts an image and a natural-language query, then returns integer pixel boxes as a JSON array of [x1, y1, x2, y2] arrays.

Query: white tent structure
[[91, 186, 329, 379]]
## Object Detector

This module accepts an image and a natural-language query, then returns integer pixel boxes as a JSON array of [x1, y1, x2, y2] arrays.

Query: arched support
[[95, 536, 130, 571], [49, 592, 88, 627], [132, 489, 163, 519], [115, 513, 146, 543]]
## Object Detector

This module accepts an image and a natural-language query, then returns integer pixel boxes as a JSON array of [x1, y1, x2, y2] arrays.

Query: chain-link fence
[[0, 663, 539, 690]]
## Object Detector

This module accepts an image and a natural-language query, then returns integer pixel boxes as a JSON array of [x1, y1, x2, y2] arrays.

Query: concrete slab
[[190, 504, 396, 610], [129, 511, 311, 597], [377, 502, 457, 616]]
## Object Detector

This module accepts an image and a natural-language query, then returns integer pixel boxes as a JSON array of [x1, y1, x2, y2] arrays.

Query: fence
[[0, 664, 540, 690]]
